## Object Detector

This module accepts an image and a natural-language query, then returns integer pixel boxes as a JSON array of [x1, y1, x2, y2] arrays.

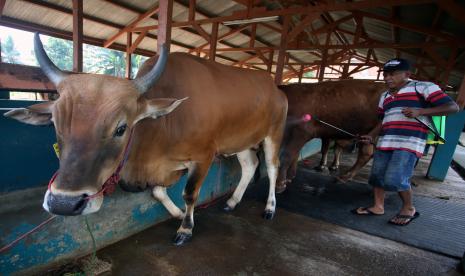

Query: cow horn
[[133, 44, 169, 94], [34, 33, 68, 87]]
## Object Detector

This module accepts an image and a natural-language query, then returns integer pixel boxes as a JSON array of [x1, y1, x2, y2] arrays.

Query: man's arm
[[402, 101, 459, 118], [359, 121, 383, 144]]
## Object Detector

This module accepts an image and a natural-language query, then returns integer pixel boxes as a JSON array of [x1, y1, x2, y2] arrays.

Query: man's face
[[383, 70, 410, 90]]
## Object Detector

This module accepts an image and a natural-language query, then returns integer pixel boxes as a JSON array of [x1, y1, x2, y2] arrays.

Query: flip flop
[[388, 212, 420, 226], [350, 207, 384, 216]]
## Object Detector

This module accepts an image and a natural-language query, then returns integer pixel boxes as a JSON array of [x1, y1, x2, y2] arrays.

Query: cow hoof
[[262, 210, 275, 220], [173, 233, 192, 246], [329, 166, 339, 172], [223, 204, 234, 212], [276, 183, 287, 194], [314, 165, 328, 172]]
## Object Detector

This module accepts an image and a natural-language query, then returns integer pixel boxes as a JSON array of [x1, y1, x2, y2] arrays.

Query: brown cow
[[5, 34, 287, 245], [277, 80, 386, 193]]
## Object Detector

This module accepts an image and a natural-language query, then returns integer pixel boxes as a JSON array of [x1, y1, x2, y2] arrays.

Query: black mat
[[246, 167, 465, 258]]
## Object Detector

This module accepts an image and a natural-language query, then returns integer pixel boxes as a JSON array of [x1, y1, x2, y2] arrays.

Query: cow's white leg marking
[[225, 149, 259, 211], [263, 136, 279, 219], [152, 186, 184, 219]]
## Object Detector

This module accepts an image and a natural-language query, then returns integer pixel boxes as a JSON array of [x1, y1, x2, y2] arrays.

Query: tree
[[84, 45, 126, 77], [44, 37, 73, 71], [1, 35, 20, 63]]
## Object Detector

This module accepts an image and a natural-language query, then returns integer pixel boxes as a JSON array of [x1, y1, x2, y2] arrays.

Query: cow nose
[[47, 193, 88, 216]]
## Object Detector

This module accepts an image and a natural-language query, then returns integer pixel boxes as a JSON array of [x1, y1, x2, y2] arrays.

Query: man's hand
[[402, 107, 423, 118], [358, 135, 373, 145]]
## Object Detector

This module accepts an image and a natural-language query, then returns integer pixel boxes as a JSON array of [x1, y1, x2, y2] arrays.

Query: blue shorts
[[369, 150, 418, 192]]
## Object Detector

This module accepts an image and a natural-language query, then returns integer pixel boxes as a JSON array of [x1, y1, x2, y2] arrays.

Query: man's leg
[[383, 150, 419, 225], [391, 189, 416, 225], [354, 150, 391, 215]]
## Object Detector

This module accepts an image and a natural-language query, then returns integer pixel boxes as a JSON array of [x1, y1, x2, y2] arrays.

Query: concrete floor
[[72, 149, 464, 275], [97, 199, 460, 276]]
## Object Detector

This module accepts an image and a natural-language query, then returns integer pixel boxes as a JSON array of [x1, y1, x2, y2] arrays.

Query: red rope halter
[[48, 129, 134, 199]]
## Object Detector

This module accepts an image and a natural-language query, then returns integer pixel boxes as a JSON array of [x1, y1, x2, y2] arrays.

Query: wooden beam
[[0, 0, 6, 17], [298, 65, 304, 83], [356, 10, 465, 44], [188, 0, 196, 21], [260, 22, 281, 33], [141, 0, 434, 29], [193, 23, 211, 42], [125, 32, 132, 79], [210, 22, 218, 61], [72, 0, 83, 73], [440, 46, 458, 87], [188, 24, 250, 54], [287, 12, 320, 42], [310, 14, 353, 35], [128, 31, 148, 54], [249, 23, 257, 48], [0, 63, 56, 92], [0, 16, 158, 56], [437, 0, 465, 27], [391, 6, 401, 57], [275, 15, 290, 85], [157, 0, 173, 52], [423, 46, 448, 68], [267, 50, 274, 73], [456, 75, 465, 109], [104, 4, 159, 48], [319, 32, 331, 82], [22, 0, 122, 29]]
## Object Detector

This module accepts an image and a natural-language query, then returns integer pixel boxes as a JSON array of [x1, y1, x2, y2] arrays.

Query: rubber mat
[[247, 167, 465, 258]]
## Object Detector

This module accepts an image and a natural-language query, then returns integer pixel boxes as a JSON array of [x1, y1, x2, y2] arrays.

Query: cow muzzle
[[43, 189, 103, 216]]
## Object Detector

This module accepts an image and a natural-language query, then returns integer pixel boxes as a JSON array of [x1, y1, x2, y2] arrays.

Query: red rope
[[48, 129, 134, 199], [0, 215, 57, 254]]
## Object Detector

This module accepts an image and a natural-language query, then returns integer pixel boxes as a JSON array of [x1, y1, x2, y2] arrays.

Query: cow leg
[[338, 143, 374, 183], [315, 138, 330, 172], [173, 160, 211, 246], [287, 154, 299, 180], [152, 186, 184, 219], [277, 128, 310, 193], [224, 149, 259, 212], [262, 136, 281, 220], [329, 141, 343, 172]]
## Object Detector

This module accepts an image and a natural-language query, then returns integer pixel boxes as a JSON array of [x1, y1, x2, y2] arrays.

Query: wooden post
[[318, 32, 331, 82], [456, 75, 465, 109], [249, 23, 257, 48], [188, 0, 196, 21], [275, 15, 290, 85], [72, 0, 83, 72], [298, 65, 304, 83], [267, 50, 274, 73], [157, 0, 173, 52], [125, 32, 132, 79], [209, 22, 218, 61]]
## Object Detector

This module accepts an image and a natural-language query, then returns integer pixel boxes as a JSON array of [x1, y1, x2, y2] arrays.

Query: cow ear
[[135, 97, 187, 123], [4, 102, 54, 125]]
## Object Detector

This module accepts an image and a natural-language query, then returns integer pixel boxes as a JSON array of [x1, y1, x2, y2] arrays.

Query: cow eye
[[114, 124, 127, 137]]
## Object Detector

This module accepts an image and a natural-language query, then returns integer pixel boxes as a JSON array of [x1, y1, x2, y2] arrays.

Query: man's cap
[[379, 58, 411, 72]]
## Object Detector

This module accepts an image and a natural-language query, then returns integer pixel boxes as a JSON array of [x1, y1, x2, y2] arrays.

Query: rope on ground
[[84, 216, 97, 260], [0, 215, 57, 254]]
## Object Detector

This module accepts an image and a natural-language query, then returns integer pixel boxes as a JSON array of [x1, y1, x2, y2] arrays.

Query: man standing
[[353, 58, 459, 226]]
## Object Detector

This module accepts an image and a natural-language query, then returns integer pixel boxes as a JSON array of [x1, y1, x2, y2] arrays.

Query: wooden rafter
[[437, 0, 465, 27], [138, 1, 434, 30], [103, 3, 159, 48], [0, 0, 6, 17]]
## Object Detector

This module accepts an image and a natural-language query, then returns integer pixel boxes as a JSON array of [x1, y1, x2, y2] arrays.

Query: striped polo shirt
[[377, 80, 453, 157]]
